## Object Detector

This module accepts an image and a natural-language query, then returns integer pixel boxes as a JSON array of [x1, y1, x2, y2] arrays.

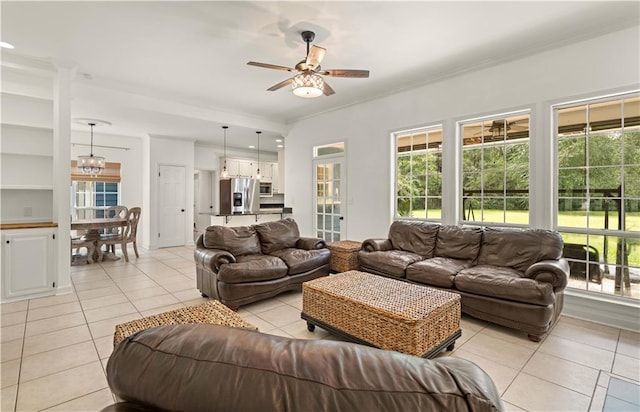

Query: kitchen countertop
[[199, 208, 292, 217]]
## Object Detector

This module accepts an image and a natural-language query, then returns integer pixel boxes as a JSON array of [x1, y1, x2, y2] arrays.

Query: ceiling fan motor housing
[[301, 31, 315, 44]]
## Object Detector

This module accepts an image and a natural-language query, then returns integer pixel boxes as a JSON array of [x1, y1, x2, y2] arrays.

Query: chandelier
[[77, 122, 105, 175], [292, 71, 324, 98]]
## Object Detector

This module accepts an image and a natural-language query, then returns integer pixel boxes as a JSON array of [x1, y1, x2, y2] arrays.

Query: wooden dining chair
[[71, 236, 96, 264], [97, 207, 141, 262], [104, 205, 128, 253]]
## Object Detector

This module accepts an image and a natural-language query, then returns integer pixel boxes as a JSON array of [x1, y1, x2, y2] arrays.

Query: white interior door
[[158, 164, 186, 247], [313, 157, 346, 242]]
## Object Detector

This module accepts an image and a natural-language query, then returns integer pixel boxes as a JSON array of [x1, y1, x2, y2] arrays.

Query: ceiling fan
[[247, 30, 370, 98], [471, 118, 529, 137]]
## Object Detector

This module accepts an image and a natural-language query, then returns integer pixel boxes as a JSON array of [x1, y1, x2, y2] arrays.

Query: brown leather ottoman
[[113, 300, 257, 346], [302, 270, 461, 358]]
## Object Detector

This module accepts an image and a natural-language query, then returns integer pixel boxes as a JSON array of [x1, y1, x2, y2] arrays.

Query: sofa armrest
[[524, 258, 569, 291], [194, 247, 236, 273], [296, 237, 327, 250], [361, 238, 392, 252]]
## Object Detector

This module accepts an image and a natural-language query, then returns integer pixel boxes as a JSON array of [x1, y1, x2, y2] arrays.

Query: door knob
[[181, 209, 185, 212], [339, 216, 344, 220]]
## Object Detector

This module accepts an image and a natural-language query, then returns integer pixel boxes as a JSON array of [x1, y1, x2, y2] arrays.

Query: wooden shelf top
[[0, 222, 58, 230]]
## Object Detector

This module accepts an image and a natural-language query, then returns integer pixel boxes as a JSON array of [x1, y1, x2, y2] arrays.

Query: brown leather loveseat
[[358, 221, 569, 341], [103, 324, 504, 411], [194, 218, 330, 310]]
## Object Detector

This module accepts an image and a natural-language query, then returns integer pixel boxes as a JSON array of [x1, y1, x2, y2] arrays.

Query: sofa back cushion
[[388, 221, 439, 258], [478, 227, 564, 272], [435, 226, 483, 261], [254, 218, 300, 254], [203, 225, 261, 257]]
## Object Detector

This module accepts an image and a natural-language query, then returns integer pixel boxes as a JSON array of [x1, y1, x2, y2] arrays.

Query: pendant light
[[221, 126, 229, 179], [77, 122, 105, 176], [256, 130, 262, 179]]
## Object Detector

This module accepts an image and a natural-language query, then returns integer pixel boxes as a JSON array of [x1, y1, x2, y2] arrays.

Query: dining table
[[71, 217, 127, 262]]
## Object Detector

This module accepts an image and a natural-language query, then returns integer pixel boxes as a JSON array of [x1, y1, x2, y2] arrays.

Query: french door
[[313, 157, 346, 242]]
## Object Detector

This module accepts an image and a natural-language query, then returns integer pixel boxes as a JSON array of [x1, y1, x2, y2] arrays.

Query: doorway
[[313, 156, 346, 242], [158, 164, 186, 247]]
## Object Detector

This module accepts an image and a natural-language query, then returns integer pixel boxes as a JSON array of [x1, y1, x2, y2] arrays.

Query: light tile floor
[[1, 245, 639, 411]]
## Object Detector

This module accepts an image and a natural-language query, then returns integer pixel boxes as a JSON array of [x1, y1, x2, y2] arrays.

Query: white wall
[[146, 136, 195, 248], [285, 26, 640, 241]]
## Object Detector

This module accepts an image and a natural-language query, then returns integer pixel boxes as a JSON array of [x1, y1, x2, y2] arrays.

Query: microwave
[[259, 181, 273, 197]]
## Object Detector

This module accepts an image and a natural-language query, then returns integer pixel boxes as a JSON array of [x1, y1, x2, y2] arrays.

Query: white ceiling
[[2, 1, 639, 153]]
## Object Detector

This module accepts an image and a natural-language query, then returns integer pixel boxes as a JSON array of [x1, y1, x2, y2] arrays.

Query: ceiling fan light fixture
[[292, 72, 323, 98]]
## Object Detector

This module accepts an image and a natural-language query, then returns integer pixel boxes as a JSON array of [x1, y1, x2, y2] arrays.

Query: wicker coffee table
[[113, 300, 257, 346], [302, 271, 461, 358]]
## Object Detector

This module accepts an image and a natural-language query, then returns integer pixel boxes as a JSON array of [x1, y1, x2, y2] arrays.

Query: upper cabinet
[[220, 157, 279, 185]]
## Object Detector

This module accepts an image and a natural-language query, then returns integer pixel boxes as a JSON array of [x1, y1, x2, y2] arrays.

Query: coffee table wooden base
[[302, 312, 461, 359]]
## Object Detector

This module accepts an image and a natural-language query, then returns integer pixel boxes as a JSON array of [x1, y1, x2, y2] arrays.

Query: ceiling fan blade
[[318, 69, 370, 78], [322, 81, 335, 96], [267, 78, 294, 91], [247, 61, 295, 72], [306, 45, 326, 69]]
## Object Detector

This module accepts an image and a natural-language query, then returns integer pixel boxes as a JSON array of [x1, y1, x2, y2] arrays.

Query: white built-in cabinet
[[220, 157, 280, 192], [1, 91, 58, 302], [1, 228, 56, 300]]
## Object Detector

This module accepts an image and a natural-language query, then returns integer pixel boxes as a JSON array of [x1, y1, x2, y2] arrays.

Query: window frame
[[392, 124, 444, 222], [458, 110, 531, 227], [71, 180, 121, 220], [553, 90, 640, 298]]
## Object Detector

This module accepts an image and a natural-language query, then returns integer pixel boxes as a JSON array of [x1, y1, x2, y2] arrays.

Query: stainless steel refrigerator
[[219, 178, 260, 214]]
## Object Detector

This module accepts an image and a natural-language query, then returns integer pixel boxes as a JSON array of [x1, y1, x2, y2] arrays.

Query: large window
[[460, 112, 530, 225], [555, 92, 640, 298], [70, 161, 121, 219], [72, 181, 120, 219], [394, 125, 443, 220]]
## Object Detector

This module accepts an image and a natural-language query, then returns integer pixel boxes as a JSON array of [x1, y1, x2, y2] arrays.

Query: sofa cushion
[[358, 250, 423, 278], [388, 220, 439, 258], [436, 226, 483, 261], [270, 248, 330, 275], [254, 218, 300, 254], [406, 257, 473, 288], [477, 227, 564, 273], [203, 225, 261, 257], [218, 255, 288, 284], [455, 265, 555, 306]]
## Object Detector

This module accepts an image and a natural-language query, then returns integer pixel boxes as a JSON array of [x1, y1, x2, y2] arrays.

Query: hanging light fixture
[[221, 126, 229, 179], [255, 131, 262, 179], [291, 71, 324, 98], [77, 122, 105, 175]]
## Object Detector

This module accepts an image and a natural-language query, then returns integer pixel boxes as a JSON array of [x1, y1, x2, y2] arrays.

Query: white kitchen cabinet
[[225, 159, 240, 176], [238, 160, 254, 177], [1, 227, 56, 301], [272, 163, 279, 193], [258, 162, 273, 180]]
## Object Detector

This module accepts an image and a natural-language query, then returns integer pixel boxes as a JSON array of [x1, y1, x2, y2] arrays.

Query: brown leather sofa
[[358, 221, 569, 341], [102, 324, 504, 412], [194, 218, 330, 310]]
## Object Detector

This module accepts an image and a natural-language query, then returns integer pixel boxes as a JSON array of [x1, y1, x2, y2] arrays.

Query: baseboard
[[563, 289, 640, 332], [56, 285, 73, 296]]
